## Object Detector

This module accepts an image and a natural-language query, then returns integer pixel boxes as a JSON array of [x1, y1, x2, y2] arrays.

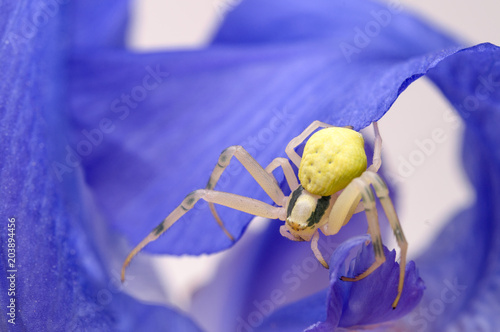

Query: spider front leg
[[121, 189, 285, 282], [285, 120, 333, 167], [280, 225, 328, 269], [362, 171, 408, 309], [337, 177, 386, 282], [279, 225, 304, 241], [311, 230, 329, 268], [324, 171, 407, 309], [205, 145, 288, 240]]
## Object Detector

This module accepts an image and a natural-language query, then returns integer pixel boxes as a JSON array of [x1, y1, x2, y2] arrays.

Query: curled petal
[[258, 236, 424, 331]]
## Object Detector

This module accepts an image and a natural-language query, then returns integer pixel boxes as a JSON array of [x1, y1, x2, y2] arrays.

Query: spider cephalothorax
[[121, 121, 408, 309]]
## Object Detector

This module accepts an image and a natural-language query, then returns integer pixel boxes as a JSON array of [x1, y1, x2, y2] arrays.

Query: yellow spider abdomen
[[298, 127, 367, 196]]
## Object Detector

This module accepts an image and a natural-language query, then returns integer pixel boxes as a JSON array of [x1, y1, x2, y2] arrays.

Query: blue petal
[[256, 290, 329, 332], [69, 0, 130, 49], [190, 5, 500, 332], [250, 43, 500, 332], [113, 292, 202, 332], [61, 0, 500, 331], [335, 243, 424, 327], [190, 217, 369, 332], [0, 1, 202, 330], [257, 236, 371, 332], [258, 236, 424, 331], [64, 0, 500, 331], [396, 44, 500, 331], [214, 0, 458, 51], [68, 0, 463, 257]]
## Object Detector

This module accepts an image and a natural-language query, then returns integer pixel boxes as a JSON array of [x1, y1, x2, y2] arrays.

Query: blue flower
[[3, 0, 500, 331], [189, 1, 499, 331]]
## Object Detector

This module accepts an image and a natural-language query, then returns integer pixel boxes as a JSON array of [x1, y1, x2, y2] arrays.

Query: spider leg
[[265, 157, 299, 191], [311, 230, 329, 268], [285, 120, 333, 167], [338, 121, 380, 220], [322, 187, 362, 236], [337, 121, 381, 220], [367, 121, 382, 172], [339, 177, 386, 284], [329, 171, 407, 309], [209, 202, 234, 241], [206, 145, 288, 240], [280, 225, 328, 268], [361, 171, 408, 309], [121, 189, 285, 282], [279, 225, 304, 241]]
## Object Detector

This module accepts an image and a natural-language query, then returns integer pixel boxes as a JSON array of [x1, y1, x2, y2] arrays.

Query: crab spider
[[121, 121, 408, 309]]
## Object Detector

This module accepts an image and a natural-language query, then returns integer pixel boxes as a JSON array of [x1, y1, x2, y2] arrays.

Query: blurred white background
[[126, 0, 500, 318]]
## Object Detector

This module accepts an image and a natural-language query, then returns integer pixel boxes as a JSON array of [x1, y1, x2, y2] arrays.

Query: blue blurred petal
[[190, 220, 337, 332], [114, 292, 202, 332], [396, 44, 500, 331], [257, 236, 371, 332], [58, 0, 500, 330], [0, 1, 202, 330], [258, 290, 328, 332], [214, 0, 458, 51], [69, 0, 130, 49], [68, 0, 464, 257]]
